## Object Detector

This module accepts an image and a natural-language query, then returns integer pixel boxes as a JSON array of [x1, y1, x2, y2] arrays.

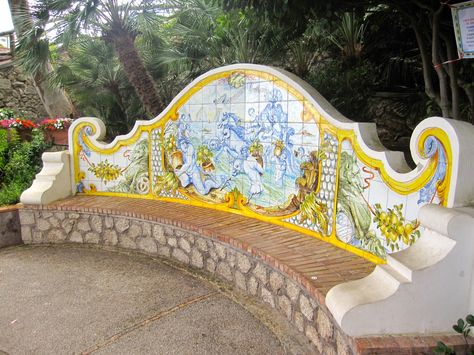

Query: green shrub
[[307, 60, 374, 122], [435, 314, 474, 354], [0, 129, 51, 206]]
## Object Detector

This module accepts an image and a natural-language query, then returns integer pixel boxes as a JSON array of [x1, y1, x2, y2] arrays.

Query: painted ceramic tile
[[230, 77, 246, 104], [287, 100, 303, 123], [187, 88, 203, 105], [335, 136, 447, 258], [156, 80, 312, 215], [201, 85, 217, 104], [76, 128, 150, 195]]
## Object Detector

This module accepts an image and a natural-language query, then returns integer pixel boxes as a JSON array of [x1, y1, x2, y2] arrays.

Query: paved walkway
[[0, 245, 313, 355]]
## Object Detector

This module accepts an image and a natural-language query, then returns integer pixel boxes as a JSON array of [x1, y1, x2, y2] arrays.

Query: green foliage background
[[4, 0, 473, 205], [0, 129, 51, 206], [42, 0, 436, 135]]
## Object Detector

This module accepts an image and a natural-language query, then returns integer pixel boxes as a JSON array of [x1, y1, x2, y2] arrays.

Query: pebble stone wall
[[19, 207, 354, 355]]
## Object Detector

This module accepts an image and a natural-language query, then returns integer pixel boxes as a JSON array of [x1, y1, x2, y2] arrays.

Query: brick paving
[[44, 195, 376, 298]]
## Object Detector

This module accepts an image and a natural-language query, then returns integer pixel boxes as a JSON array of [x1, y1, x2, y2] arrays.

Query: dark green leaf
[[453, 325, 463, 333]]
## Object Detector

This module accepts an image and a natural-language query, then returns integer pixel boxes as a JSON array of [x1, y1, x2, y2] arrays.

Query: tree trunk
[[431, 4, 451, 118], [110, 29, 164, 117], [458, 77, 474, 124], [9, 0, 75, 118], [441, 32, 460, 121], [107, 81, 133, 127], [33, 66, 76, 118], [410, 19, 440, 107]]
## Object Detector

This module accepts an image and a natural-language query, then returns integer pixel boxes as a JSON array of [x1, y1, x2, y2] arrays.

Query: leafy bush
[[308, 60, 375, 122], [0, 108, 15, 120], [0, 129, 51, 206]]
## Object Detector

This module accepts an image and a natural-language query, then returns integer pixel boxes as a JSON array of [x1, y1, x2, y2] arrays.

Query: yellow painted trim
[[71, 68, 453, 265], [329, 135, 343, 241], [416, 128, 452, 206], [327, 121, 451, 200]]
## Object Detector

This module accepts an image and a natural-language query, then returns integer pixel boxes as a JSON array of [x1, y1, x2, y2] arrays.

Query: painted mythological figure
[[175, 138, 224, 195], [209, 88, 300, 199]]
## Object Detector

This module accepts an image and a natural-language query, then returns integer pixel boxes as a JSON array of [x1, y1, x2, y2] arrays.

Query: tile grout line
[[79, 291, 219, 355]]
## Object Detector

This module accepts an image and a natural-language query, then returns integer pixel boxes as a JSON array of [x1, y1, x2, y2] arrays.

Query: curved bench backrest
[[69, 64, 471, 263]]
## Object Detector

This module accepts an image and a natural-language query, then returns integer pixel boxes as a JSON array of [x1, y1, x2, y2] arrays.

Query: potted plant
[[40, 117, 73, 145], [166, 134, 183, 169], [196, 145, 214, 172], [249, 139, 264, 167], [0, 116, 38, 141]]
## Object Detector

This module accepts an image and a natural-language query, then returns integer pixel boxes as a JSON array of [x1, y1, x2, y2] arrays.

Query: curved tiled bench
[[18, 196, 472, 354], [20, 64, 474, 344]]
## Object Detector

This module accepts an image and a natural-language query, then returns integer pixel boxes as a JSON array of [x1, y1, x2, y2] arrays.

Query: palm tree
[[157, 0, 286, 70], [45, 0, 165, 116], [52, 37, 143, 136], [328, 12, 366, 63]]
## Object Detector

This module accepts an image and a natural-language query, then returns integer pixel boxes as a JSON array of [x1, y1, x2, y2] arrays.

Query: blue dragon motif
[[417, 136, 447, 204]]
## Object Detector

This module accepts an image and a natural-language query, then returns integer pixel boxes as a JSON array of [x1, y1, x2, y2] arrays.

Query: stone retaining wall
[[0, 205, 22, 248], [0, 63, 47, 119], [19, 207, 353, 355]]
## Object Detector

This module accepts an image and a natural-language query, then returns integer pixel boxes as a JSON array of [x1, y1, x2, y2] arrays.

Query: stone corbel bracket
[[326, 117, 474, 336], [20, 150, 73, 205]]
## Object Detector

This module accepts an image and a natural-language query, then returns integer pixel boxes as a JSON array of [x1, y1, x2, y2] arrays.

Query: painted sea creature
[[215, 112, 248, 160], [232, 155, 264, 197], [417, 136, 447, 204], [175, 137, 224, 195]]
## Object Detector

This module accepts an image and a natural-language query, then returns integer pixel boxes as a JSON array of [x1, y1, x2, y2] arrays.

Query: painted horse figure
[[215, 112, 248, 160], [215, 112, 265, 197], [175, 138, 224, 195]]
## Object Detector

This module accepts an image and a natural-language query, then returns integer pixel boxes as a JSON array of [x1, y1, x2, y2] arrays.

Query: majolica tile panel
[[71, 67, 451, 263]]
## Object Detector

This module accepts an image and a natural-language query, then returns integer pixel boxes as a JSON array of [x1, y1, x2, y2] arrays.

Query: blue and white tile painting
[[156, 72, 318, 211]]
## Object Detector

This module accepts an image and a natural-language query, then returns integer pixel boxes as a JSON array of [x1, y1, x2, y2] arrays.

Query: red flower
[[39, 117, 72, 131], [0, 118, 37, 129]]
